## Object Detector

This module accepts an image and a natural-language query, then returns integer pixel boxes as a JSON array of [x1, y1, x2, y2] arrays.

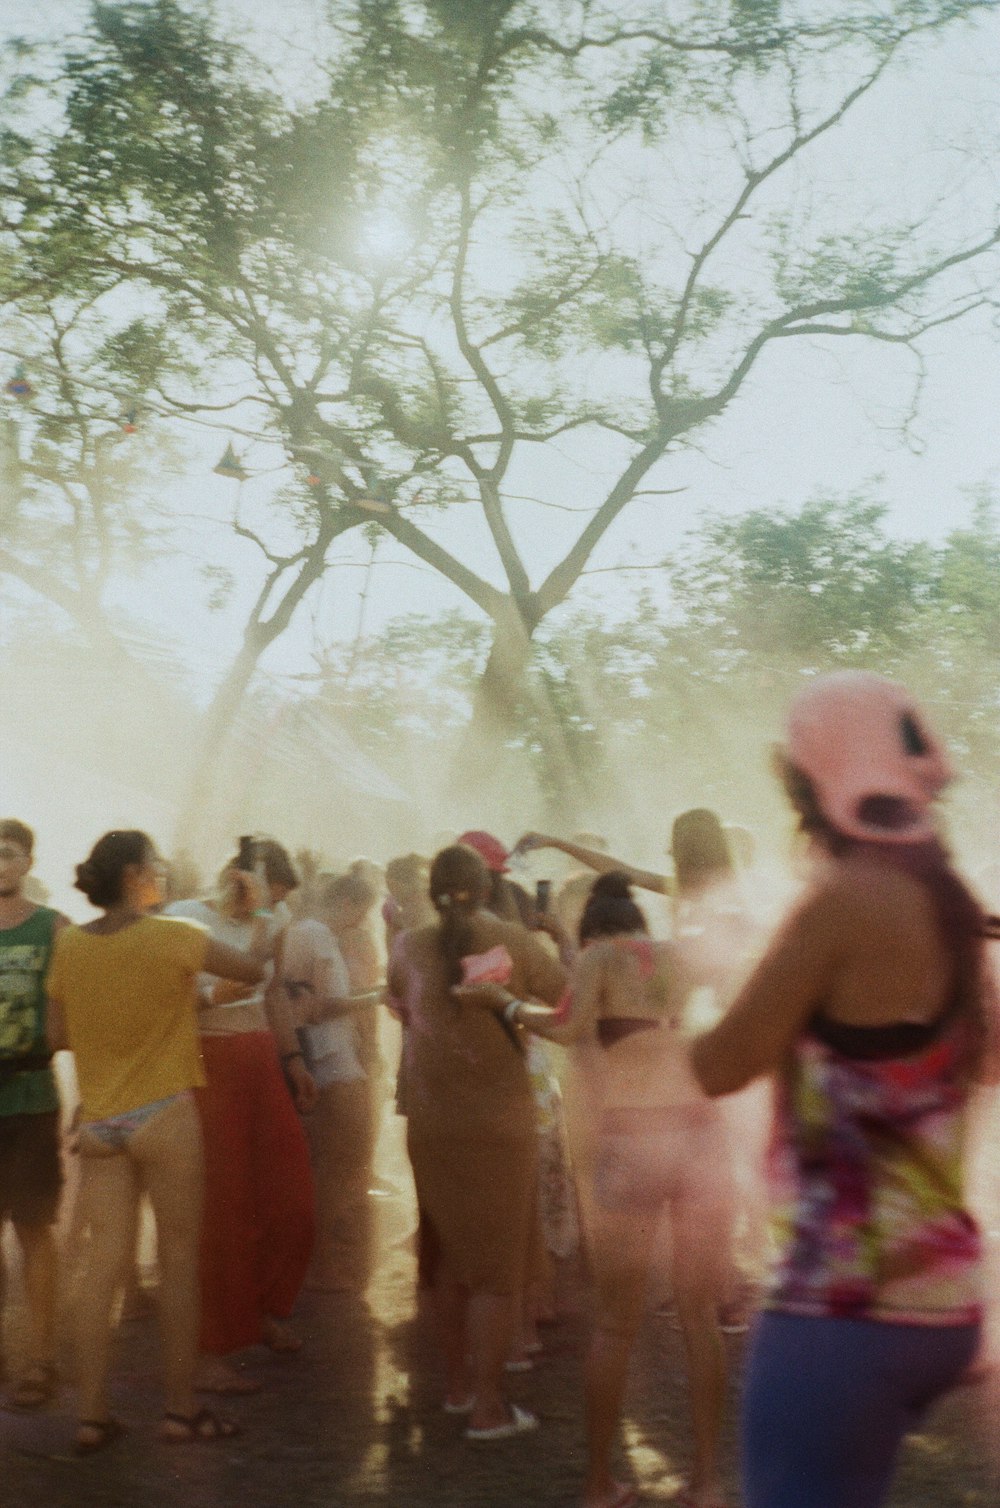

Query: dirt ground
[[2, 1185, 998, 1508]]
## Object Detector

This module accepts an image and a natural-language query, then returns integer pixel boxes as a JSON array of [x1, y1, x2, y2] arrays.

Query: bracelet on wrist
[[253, 907, 272, 919], [502, 998, 523, 1026]]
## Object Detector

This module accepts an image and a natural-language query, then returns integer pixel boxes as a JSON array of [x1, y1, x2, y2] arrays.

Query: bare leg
[[72, 1144, 138, 1433], [671, 1186, 731, 1506], [13, 1222, 58, 1369], [466, 1290, 517, 1430], [583, 1207, 657, 1508], [429, 1266, 472, 1406], [132, 1095, 204, 1424]]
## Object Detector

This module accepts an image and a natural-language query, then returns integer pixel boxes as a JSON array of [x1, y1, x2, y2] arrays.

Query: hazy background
[[1, 0, 999, 912]]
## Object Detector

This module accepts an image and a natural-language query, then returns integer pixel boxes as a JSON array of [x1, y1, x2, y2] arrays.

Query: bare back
[[574, 936, 704, 1109]]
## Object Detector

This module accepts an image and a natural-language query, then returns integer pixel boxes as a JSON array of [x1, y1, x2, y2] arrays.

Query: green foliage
[[672, 491, 927, 663], [1, 0, 999, 827], [323, 488, 1000, 811]]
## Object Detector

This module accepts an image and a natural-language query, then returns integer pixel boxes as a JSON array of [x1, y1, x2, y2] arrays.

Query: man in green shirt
[[0, 818, 68, 1409]]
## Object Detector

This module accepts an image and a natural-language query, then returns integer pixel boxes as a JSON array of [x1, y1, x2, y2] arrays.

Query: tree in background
[[2, 0, 999, 833], [295, 488, 999, 847]]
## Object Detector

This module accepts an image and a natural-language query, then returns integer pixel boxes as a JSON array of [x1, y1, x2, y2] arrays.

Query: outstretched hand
[[451, 981, 513, 1011], [287, 1057, 318, 1113], [512, 831, 548, 856]]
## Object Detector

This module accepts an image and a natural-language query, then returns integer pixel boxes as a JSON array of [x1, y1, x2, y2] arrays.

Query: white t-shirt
[[283, 918, 364, 1086], [165, 898, 280, 1033]]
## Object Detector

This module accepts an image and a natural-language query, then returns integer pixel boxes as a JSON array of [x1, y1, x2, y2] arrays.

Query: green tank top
[[0, 906, 60, 1116]]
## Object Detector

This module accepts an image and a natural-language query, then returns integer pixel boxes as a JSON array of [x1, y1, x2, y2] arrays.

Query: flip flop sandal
[[465, 1403, 539, 1441], [9, 1361, 58, 1410], [74, 1418, 127, 1456], [161, 1408, 241, 1443]]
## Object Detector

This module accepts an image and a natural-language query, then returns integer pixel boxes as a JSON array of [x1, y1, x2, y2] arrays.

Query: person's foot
[[716, 1301, 749, 1335], [159, 1408, 241, 1443], [504, 1354, 534, 1373], [8, 1360, 58, 1410], [194, 1358, 262, 1395], [262, 1316, 303, 1354], [465, 1403, 538, 1440], [74, 1417, 127, 1455]]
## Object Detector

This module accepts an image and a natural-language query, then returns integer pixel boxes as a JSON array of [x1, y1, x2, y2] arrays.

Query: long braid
[[430, 845, 489, 988]]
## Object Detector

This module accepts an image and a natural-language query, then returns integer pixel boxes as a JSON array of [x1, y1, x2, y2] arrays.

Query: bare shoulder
[[818, 854, 933, 926]]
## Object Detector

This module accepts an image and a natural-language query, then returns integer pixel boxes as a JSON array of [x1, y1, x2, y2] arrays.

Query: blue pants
[[741, 1310, 980, 1508]]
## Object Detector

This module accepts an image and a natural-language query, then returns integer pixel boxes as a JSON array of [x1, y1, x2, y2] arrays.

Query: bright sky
[[2, 0, 999, 702]]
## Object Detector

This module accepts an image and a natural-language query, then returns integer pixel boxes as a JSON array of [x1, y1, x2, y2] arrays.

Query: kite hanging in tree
[[5, 363, 33, 399], [213, 442, 248, 481]]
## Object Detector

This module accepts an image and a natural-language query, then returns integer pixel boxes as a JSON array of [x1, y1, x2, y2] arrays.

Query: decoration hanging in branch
[[121, 405, 138, 434], [5, 363, 33, 400], [306, 473, 322, 488], [213, 442, 248, 481]]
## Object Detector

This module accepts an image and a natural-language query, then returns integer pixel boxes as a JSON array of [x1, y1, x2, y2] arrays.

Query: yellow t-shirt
[[46, 916, 209, 1120]]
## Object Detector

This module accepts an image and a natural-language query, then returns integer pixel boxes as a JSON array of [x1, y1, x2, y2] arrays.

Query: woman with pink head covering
[[690, 671, 999, 1508]]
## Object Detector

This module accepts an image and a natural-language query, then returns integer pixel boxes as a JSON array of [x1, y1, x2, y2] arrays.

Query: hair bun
[[591, 870, 633, 902]]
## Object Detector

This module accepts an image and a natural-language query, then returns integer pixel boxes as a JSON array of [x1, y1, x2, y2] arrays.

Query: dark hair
[[225, 838, 299, 892], [0, 818, 34, 857], [579, 871, 647, 944], [484, 870, 534, 927], [429, 844, 490, 986], [75, 830, 154, 908], [671, 808, 734, 895], [778, 757, 987, 1072]]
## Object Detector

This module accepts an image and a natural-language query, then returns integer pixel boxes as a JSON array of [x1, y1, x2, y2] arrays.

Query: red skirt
[[195, 1032, 315, 1355]]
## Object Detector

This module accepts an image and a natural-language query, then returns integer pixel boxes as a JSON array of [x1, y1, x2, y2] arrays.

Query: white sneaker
[[465, 1404, 539, 1441]]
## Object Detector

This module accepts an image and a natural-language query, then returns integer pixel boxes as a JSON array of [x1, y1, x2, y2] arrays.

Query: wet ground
[[2, 1194, 999, 1508]]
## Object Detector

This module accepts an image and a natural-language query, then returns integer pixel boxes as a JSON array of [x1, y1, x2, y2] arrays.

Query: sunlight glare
[[359, 207, 411, 267]]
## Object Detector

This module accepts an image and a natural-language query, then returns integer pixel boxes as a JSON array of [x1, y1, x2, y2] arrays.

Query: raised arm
[[516, 832, 668, 895]]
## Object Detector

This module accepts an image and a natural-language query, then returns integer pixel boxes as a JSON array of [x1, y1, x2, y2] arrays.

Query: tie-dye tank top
[[765, 1013, 982, 1326]]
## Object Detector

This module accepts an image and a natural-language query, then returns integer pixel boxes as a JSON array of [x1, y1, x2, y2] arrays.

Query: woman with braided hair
[[387, 844, 565, 1440]]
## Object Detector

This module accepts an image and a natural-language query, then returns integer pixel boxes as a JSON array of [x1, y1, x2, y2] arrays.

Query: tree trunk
[[454, 603, 588, 825], [173, 636, 265, 852]]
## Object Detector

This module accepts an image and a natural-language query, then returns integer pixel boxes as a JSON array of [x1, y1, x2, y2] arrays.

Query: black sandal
[[74, 1417, 127, 1456], [161, 1407, 241, 1443]]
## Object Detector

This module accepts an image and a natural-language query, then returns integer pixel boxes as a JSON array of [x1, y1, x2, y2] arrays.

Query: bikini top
[[595, 937, 663, 1049], [808, 969, 964, 1062]]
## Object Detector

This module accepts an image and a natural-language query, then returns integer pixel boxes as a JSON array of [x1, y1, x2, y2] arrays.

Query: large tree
[[3, 0, 999, 832]]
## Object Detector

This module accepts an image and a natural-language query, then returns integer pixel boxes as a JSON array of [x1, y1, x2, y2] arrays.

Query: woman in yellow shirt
[[46, 830, 264, 1454]]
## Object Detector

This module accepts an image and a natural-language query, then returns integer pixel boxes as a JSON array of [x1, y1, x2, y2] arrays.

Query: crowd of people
[[1, 670, 998, 1508]]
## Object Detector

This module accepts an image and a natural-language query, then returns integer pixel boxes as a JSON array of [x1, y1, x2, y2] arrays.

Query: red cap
[[458, 830, 510, 873], [785, 671, 953, 844]]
